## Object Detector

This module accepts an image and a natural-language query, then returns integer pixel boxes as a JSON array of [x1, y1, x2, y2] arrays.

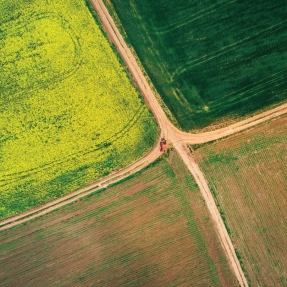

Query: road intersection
[[2, 1, 287, 285]]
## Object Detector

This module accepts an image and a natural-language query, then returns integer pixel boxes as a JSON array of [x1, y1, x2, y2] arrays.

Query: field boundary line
[[172, 102, 287, 144], [0, 138, 161, 231], [2, 1, 287, 285], [174, 143, 249, 287], [89, 1, 253, 285]]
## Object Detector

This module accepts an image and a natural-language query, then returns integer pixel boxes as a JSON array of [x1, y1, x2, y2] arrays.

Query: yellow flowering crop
[[0, 0, 157, 218]]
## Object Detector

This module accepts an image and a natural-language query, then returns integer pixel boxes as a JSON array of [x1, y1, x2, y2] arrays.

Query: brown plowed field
[[0, 151, 237, 287], [2, 1, 287, 285], [193, 115, 287, 286]]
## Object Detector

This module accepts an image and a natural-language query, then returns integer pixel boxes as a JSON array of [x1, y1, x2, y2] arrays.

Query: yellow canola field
[[0, 0, 157, 218]]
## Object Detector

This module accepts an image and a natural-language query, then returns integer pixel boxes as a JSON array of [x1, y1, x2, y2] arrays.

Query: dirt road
[[85, 2, 287, 286], [86, 2, 287, 285], [1, 0, 287, 285], [0, 137, 162, 231], [174, 143, 248, 286], [88, 0, 287, 145]]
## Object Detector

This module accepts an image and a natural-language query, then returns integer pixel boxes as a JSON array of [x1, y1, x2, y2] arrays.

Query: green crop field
[[0, 150, 237, 286], [0, 0, 157, 219], [107, 0, 287, 130], [193, 115, 287, 286]]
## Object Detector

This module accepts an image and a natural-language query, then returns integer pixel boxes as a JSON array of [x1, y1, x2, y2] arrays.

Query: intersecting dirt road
[[88, 2, 287, 285], [2, 1, 287, 285]]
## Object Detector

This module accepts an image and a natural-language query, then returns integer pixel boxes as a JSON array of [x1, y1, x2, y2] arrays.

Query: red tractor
[[160, 138, 167, 152]]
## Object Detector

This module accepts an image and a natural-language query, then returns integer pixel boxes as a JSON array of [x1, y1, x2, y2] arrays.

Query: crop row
[[0, 0, 157, 219], [107, 0, 287, 130], [0, 151, 237, 286], [193, 115, 287, 286]]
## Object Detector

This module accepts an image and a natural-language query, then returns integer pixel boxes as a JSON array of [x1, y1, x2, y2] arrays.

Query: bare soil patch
[[0, 151, 237, 287], [193, 115, 287, 286]]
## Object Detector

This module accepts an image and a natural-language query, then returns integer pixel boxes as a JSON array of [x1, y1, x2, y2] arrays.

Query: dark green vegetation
[[193, 115, 287, 286], [107, 0, 287, 130], [0, 151, 237, 286]]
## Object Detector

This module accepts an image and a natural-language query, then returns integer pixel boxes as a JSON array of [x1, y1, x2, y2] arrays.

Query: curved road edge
[[0, 137, 162, 231], [88, 1, 286, 286], [174, 143, 249, 287], [173, 102, 287, 144], [1, 1, 287, 286]]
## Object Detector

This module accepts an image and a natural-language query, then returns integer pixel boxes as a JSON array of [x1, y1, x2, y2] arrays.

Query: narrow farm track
[[174, 143, 248, 287], [1, 0, 287, 285], [87, 1, 287, 285], [0, 137, 162, 231]]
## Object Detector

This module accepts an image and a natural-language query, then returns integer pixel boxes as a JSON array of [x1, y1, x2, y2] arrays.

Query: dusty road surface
[[87, 1, 287, 285], [0, 137, 162, 231], [2, 0, 287, 286], [174, 143, 248, 287], [88, 0, 287, 145]]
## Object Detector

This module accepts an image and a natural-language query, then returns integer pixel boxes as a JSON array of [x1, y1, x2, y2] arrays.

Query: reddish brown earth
[[1, 0, 287, 286], [0, 151, 238, 287], [193, 115, 287, 286]]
